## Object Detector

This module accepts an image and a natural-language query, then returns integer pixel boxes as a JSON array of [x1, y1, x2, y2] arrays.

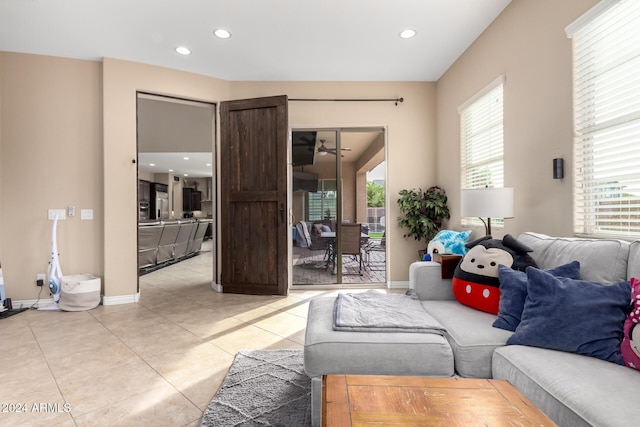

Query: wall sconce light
[[553, 158, 564, 179]]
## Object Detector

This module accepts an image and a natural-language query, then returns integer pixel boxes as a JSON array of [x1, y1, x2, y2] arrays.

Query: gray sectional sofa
[[304, 232, 640, 426]]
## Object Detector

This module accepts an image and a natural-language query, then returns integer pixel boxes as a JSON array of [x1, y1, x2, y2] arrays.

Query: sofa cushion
[[409, 262, 455, 301], [304, 297, 454, 378], [421, 300, 512, 378], [493, 261, 581, 332], [629, 241, 640, 279], [493, 345, 640, 427], [518, 232, 630, 283], [507, 268, 630, 365]]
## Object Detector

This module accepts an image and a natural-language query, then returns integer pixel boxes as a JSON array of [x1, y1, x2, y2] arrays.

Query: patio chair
[[341, 223, 364, 275], [364, 232, 386, 269], [296, 221, 332, 269]]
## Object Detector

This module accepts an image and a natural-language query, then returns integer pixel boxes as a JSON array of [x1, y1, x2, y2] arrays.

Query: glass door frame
[[289, 126, 387, 289]]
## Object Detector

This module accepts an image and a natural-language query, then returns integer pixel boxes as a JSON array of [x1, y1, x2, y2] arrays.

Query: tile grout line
[[87, 295, 231, 421], [26, 312, 80, 426]]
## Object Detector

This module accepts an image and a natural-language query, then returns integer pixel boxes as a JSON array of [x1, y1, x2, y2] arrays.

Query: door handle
[[279, 204, 285, 224]]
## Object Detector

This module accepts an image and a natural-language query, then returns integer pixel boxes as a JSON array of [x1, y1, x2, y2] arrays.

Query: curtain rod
[[289, 97, 404, 106]]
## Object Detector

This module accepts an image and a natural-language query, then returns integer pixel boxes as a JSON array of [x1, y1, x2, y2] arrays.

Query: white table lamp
[[460, 187, 514, 236]]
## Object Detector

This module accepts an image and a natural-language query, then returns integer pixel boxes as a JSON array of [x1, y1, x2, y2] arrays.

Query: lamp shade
[[460, 187, 514, 219]]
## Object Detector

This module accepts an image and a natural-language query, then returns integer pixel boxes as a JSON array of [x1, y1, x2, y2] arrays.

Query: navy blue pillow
[[493, 261, 581, 331], [506, 268, 630, 365]]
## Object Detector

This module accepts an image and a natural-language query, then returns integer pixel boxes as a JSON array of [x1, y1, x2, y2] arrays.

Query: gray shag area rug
[[201, 349, 311, 427]]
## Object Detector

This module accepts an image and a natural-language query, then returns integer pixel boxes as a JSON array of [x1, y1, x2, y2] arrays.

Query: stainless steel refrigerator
[[155, 191, 169, 219]]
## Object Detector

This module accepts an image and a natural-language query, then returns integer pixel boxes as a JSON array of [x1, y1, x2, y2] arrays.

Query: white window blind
[[460, 78, 505, 189], [570, 0, 640, 237], [305, 180, 337, 221], [460, 77, 505, 227]]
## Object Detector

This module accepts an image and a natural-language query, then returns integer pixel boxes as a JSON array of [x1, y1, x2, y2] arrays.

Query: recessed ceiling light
[[175, 46, 191, 55], [149, 163, 155, 167], [183, 157, 190, 160], [214, 29, 231, 39], [184, 173, 189, 177], [399, 29, 417, 39], [169, 169, 174, 172], [206, 163, 212, 167]]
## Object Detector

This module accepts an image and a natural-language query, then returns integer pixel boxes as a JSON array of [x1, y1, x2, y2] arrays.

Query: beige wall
[[107, 79, 436, 293], [0, 55, 438, 299], [0, 52, 103, 300], [341, 162, 356, 223], [138, 170, 154, 181], [3, 0, 599, 300], [0, 53, 4, 266], [436, 0, 598, 239], [231, 82, 437, 282], [0, 59, 437, 299], [103, 58, 230, 299]]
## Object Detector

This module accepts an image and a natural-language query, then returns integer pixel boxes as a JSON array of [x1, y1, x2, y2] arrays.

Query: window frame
[[568, 0, 640, 239], [459, 75, 506, 229]]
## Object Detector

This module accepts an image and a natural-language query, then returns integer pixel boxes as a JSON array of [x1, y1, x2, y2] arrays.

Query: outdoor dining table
[[320, 231, 369, 273]]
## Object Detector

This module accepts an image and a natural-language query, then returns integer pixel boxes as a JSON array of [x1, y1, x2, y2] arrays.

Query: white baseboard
[[211, 281, 223, 293], [12, 298, 56, 310], [389, 280, 410, 289], [14, 292, 141, 309], [102, 292, 140, 306]]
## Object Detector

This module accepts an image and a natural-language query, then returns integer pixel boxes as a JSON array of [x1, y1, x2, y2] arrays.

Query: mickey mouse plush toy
[[452, 234, 537, 314]]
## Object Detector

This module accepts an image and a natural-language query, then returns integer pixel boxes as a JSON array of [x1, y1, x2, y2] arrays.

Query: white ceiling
[[312, 130, 382, 164], [0, 0, 511, 81], [138, 152, 213, 178]]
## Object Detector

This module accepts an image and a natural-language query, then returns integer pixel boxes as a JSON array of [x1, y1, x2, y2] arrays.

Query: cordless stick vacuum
[[39, 214, 63, 310]]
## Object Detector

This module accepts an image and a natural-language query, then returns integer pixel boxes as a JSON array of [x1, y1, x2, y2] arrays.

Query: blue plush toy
[[426, 230, 472, 258]]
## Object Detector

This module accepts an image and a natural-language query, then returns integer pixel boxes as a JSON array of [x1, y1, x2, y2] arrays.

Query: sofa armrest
[[409, 261, 455, 301]]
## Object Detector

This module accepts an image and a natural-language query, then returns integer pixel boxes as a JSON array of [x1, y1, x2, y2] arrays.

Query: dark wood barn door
[[220, 95, 288, 295]]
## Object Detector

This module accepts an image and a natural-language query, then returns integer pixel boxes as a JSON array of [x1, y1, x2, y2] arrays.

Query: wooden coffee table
[[322, 375, 557, 426]]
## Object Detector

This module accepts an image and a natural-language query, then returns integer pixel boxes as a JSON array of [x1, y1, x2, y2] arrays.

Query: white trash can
[[58, 274, 101, 311]]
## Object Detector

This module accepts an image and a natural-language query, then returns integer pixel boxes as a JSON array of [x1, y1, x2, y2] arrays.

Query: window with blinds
[[459, 77, 505, 227], [305, 180, 337, 221], [568, 0, 640, 238]]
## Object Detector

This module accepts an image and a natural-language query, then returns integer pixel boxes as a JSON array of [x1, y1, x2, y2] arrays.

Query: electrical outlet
[[36, 273, 46, 286], [81, 209, 93, 220], [68, 205, 75, 217], [48, 209, 66, 220]]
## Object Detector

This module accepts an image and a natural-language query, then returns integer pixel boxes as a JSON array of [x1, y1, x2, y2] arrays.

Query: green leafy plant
[[367, 181, 385, 207], [397, 185, 450, 250]]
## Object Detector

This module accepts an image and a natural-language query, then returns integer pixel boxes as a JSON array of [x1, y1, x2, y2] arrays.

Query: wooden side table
[[432, 253, 462, 279]]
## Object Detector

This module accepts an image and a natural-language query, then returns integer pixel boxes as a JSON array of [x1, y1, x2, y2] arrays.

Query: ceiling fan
[[317, 139, 352, 157]]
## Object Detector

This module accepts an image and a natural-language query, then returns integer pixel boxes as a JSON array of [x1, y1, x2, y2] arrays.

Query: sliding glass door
[[290, 127, 386, 287]]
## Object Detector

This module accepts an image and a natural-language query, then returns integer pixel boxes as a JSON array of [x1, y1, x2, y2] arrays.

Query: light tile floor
[[0, 243, 396, 426]]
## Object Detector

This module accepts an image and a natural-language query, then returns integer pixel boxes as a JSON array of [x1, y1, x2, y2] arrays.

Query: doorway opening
[[291, 127, 387, 287], [135, 93, 217, 291]]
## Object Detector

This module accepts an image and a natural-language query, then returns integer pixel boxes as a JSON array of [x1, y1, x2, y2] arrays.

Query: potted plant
[[397, 185, 451, 258]]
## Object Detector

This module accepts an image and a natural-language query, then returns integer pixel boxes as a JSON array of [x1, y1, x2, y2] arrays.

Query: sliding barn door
[[220, 95, 288, 295]]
